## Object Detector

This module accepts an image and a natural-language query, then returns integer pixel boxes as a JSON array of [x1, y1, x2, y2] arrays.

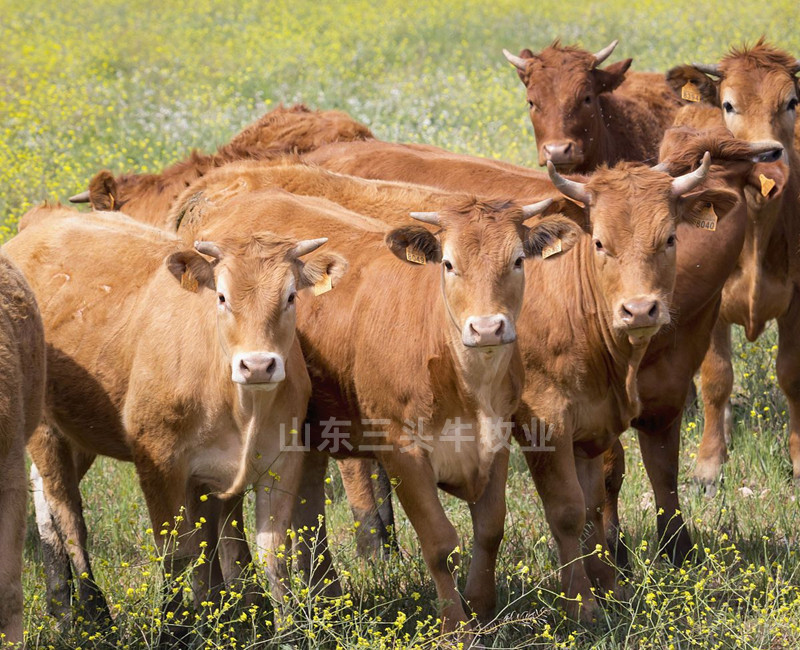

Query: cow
[[666, 40, 800, 486], [4, 206, 347, 634], [502, 39, 682, 172], [172, 185, 559, 632], [0, 253, 46, 645], [68, 103, 373, 223]]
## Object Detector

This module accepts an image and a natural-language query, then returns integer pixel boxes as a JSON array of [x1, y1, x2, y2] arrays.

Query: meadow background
[[2, 0, 800, 647]]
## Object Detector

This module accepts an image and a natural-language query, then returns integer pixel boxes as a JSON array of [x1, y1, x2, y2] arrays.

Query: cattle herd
[[0, 36, 799, 646]]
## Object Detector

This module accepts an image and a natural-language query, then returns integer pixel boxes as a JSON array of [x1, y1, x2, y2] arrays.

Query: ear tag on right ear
[[759, 174, 776, 197], [405, 247, 426, 264], [541, 238, 563, 259], [690, 203, 718, 231], [313, 273, 332, 296], [181, 270, 199, 292], [681, 81, 701, 102]]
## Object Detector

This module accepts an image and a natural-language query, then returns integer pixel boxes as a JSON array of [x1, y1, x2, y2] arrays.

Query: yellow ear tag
[[681, 81, 701, 103], [759, 173, 776, 197], [313, 273, 332, 296], [180, 270, 199, 292], [405, 247, 426, 265], [690, 203, 718, 231], [541, 238, 563, 259]]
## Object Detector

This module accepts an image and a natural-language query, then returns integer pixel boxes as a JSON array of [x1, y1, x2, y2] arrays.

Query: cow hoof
[[691, 473, 720, 498]]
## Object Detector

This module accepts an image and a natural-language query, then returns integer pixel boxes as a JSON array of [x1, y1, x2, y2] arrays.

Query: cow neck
[[782, 149, 800, 280], [578, 240, 647, 424]]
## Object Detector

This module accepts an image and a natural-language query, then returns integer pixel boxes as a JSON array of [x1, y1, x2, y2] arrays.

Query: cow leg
[[216, 494, 259, 605], [185, 481, 225, 606], [375, 462, 398, 552], [0, 421, 26, 645], [695, 319, 733, 490], [28, 423, 109, 625], [777, 293, 800, 482], [464, 448, 509, 623], [602, 439, 629, 570], [338, 458, 394, 557], [638, 417, 693, 565]]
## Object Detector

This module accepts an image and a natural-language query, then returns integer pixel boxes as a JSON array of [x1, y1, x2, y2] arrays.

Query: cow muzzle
[[540, 141, 583, 171], [462, 315, 516, 347], [231, 352, 286, 388], [616, 297, 667, 346]]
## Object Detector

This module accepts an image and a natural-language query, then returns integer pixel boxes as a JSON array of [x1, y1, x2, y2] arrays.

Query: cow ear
[[665, 65, 720, 106], [525, 216, 583, 258], [88, 170, 119, 211], [676, 187, 740, 226], [297, 252, 349, 290], [594, 59, 632, 94], [165, 250, 216, 292], [385, 226, 442, 264], [516, 48, 535, 82]]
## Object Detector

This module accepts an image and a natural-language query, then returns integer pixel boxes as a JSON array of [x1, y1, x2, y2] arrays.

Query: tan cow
[[667, 40, 800, 486], [502, 40, 681, 172], [5, 207, 346, 632], [175, 186, 559, 632], [0, 253, 46, 645]]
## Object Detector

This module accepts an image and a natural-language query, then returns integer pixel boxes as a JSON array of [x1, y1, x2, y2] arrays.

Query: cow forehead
[[526, 51, 594, 95], [219, 255, 296, 307], [719, 44, 799, 97], [439, 206, 525, 264]]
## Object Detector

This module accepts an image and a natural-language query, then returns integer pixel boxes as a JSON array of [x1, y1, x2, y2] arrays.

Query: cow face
[[384, 198, 576, 348], [166, 234, 346, 389], [504, 40, 630, 172], [549, 158, 739, 346]]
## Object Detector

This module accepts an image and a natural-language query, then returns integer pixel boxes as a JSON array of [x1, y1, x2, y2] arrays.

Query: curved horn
[[292, 238, 328, 258], [502, 49, 528, 71], [547, 162, 591, 205], [521, 198, 554, 219], [794, 60, 800, 74], [410, 211, 441, 226], [671, 151, 711, 197], [651, 161, 671, 173], [692, 62, 721, 77], [593, 39, 618, 66], [69, 190, 90, 203], [194, 241, 223, 260]]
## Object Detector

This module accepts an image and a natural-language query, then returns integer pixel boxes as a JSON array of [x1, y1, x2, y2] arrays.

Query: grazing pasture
[[2, 0, 800, 647]]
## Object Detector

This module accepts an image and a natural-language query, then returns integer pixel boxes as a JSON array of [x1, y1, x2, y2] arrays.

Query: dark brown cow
[[502, 40, 681, 172], [68, 104, 373, 223], [667, 41, 800, 485], [6, 207, 346, 629], [0, 253, 46, 645], [177, 186, 559, 631]]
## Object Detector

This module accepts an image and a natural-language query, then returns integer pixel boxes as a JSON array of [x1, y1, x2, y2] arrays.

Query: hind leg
[[0, 422, 26, 645]]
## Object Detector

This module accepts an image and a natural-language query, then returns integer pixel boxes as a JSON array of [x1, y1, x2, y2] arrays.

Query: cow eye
[[788, 98, 798, 112], [527, 99, 536, 111], [594, 239, 604, 252], [287, 292, 297, 306], [584, 95, 592, 105], [666, 234, 676, 248], [514, 255, 524, 268], [443, 260, 454, 272], [217, 293, 226, 305], [722, 101, 735, 114]]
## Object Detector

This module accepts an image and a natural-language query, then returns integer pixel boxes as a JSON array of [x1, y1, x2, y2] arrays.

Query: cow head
[[165, 233, 347, 389], [672, 40, 799, 153], [503, 39, 631, 172], [384, 197, 577, 348], [548, 155, 739, 346]]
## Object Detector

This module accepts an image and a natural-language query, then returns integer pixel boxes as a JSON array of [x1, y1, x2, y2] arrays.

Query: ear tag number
[[541, 238, 563, 259], [313, 273, 332, 296], [681, 81, 701, 102], [690, 203, 717, 231], [759, 174, 776, 197], [405, 247, 426, 264]]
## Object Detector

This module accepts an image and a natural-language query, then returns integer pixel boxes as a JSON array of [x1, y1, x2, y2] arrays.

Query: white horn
[[547, 162, 592, 205], [692, 62, 721, 76], [503, 49, 528, 71], [195, 241, 223, 260], [410, 211, 441, 226], [521, 198, 554, 219], [69, 190, 90, 203], [593, 39, 618, 66], [671, 151, 711, 197], [292, 238, 328, 257]]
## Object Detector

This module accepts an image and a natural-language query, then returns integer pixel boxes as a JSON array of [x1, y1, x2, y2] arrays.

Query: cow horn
[[520, 198, 554, 219], [194, 241, 224, 260], [502, 49, 528, 71], [547, 162, 591, 204], [593, 39, 618, 66], [69, 190, 90, 203], [692, 62, 721, 76], [794, 60, 800, 74], [651, 162, 671, 172], [292, 238, 328, 257], [410, 211, 441, 226], [671, 151, 711, 197]]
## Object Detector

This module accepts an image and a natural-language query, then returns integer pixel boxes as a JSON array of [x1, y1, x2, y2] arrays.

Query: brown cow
[[0, 253, 46, 645], [68, 103, 373, 223], [502, 40, 681, 172], [667, 40, 800, 486], [176, 186, 560, 632], [5, 207, 347, 631]]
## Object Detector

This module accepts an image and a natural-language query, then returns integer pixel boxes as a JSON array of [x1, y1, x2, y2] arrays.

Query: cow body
[[0, 253, 46, 644]]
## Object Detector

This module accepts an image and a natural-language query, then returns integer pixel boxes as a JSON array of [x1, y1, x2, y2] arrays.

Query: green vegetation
[[3, 0, 799, 647]]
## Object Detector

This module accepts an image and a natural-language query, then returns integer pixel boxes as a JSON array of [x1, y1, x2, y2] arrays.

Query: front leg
[[602, 439, 629, 569], [777, 291, 800, 482]]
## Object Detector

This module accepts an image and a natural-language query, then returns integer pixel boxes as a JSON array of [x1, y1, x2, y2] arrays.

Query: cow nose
[[232, 352, 285, 385], [619, 299, 660, 329], [462, 315, 516, 347], [543, 141, 577, 165]]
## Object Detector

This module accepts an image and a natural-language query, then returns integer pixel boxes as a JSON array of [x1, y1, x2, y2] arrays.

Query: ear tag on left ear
[[405, 247, 426, 265], [541, 238, 563, 259], [681, 81, 701, 103], [313, 273, 332, 296], [690, 203, 718, 232], [181, 270, 199, 292], [759, 174, 776, 197]]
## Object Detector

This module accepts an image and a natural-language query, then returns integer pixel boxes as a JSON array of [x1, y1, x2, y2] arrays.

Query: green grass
[[4, 0, 800, 647]]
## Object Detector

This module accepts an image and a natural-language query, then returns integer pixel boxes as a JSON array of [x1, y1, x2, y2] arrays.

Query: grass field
[[3, 0, 800, 647]]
